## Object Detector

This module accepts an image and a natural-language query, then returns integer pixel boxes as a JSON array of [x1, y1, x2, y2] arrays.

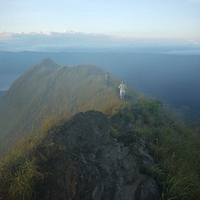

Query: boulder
[[37, 110, 160, 200]]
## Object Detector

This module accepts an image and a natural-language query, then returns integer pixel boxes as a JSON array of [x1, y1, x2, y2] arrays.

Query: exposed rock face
[[37, 110, 160, 200]]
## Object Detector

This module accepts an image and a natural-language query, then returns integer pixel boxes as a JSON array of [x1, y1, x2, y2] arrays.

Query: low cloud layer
[[0, 31, 120, 51], [0, 30, 199, 52]]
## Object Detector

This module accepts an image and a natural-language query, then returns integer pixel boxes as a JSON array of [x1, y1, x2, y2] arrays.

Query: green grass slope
[[0, 57, 134, 154], [0, 97, 199, 200], [1, 58, 199, 200], [113, 99, 200, 200]]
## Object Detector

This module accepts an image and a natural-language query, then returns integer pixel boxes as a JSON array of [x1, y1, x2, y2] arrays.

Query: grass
[[0, 148, 43, 200], [0, 96, 200, 199], [119, 97, 200, 200], [0, 59, 199, 199], [0, 98, 124, 199], [0, 62, 135, 156], [0, 112, 68, 200], [110, 126, 120, 138], [0, 63, 130, 199]]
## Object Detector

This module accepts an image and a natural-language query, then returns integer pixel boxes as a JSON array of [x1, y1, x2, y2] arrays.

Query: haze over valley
[[1, 49, 200, 122]]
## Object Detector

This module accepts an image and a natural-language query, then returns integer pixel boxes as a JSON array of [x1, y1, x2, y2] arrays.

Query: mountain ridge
[[1, 51, 200, 122], [0, 58, 129, 155], [0, 58, 199, 200]]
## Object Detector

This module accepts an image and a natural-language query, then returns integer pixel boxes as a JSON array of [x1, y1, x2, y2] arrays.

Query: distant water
[[0, 74, 20, 91], [166, 50, 200, 55]]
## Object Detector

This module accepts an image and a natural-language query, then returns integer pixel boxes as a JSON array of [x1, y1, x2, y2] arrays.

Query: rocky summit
[[36, 110, 160, 200]]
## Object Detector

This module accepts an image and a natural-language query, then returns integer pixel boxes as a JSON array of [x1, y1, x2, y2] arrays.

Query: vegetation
[[117, 97, 200, 200], [1, 95, 199, 199], [0, 58, 199, 199], [0, 58, 134, 155], [110, 126, 119, 138], [0, 113, 66, 200]]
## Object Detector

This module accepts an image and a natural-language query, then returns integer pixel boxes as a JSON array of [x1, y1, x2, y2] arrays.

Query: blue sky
[[0, 0, 200, 51]]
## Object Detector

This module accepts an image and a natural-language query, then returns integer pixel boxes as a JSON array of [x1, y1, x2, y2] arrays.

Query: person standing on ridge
[[118, 81, 127, 100], [105, 72, 110, 86]]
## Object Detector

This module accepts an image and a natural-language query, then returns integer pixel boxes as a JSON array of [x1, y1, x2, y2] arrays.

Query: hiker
[[105, 72, 110, 85], [118, 81, 127, 100]]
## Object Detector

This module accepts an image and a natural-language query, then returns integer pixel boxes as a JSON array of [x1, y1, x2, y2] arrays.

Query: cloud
[[1, 30, 198, 52], [189, 39, 199, 45], [0, 31, 13, 40], [0, 31, 119, 51]]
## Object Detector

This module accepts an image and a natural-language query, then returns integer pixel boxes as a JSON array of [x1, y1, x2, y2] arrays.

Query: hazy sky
[[0, 0, 200, 51]]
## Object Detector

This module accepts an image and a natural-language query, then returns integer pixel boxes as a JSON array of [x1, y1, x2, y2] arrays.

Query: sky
[[0, 0, 200, 51]]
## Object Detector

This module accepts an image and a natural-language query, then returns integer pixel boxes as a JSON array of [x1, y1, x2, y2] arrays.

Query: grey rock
[[37, 110, 160, 200]]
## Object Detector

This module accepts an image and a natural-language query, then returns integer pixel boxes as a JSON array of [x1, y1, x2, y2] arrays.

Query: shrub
[[110, 126, 119, 138]]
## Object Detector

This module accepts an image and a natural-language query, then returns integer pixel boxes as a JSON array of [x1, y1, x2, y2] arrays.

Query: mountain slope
[[0, 100, 199, 200], [0, 58, 131, 153], [0, 58, 199, 200], [0, 111, 161, 200]]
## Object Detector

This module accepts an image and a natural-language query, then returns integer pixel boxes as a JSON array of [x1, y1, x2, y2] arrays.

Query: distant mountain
[[0, 57, 132, 154]]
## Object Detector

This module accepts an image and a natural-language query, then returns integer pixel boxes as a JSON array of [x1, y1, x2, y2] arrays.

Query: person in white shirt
[[118, 81, 127, 100]]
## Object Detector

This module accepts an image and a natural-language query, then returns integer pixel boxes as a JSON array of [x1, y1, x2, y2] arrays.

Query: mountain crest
[[35, 57, 60, 69], [0, 58, 200, 200], [0, 59, 123, 155]]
